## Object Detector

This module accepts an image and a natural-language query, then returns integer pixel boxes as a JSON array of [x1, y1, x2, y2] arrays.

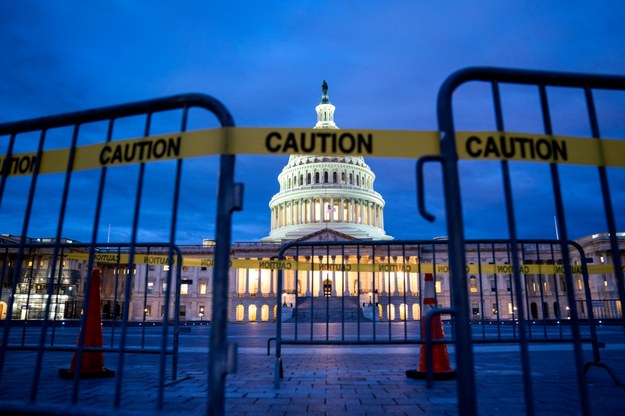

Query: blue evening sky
[[0, 1, 624, 244]]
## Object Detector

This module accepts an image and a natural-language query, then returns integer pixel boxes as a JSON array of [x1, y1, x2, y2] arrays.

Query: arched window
[[349, 173, 353, 184], [324, 171, 329, 182], [412, 304, 421, 320], [235, 304, 244, 322], [307, 173, 311, 184], [333, 172, 338, 183], [315, 172, 320, 183], [356, 176, 360, 186], [399, 303, 408, 321], [248, 305, 257, 322], [261, 304, 269, 322], [341, 172, 346, 183]]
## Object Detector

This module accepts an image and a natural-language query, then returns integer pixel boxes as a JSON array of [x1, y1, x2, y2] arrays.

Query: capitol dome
[[262, 81, 392, 242]]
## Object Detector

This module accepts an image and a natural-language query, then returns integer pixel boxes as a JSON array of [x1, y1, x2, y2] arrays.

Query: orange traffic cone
[[59, 269, 115, 379], [406, 273, 456, 380]]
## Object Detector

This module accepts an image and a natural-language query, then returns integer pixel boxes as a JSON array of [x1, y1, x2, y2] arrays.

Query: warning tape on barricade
[[2, 128, 624, 177], [62, 253, 622, 274]]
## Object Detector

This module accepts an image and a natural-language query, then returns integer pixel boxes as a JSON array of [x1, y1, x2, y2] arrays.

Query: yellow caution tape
[[63, 252, 621, 274], [2, 128, 624, 177]]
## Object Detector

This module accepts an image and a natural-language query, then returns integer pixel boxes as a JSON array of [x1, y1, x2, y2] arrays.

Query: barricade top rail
[[438, 66, 625, 98], [0, 93, 234, 134]]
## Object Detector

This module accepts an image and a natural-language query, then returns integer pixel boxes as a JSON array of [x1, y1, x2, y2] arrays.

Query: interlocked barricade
[[420, 68, 625, 415], [271, 238, 620, 390], [0, 95, 238, 416]]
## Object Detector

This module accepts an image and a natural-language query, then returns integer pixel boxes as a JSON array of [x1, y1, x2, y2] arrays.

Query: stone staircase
[[290, 296, 364, 322]]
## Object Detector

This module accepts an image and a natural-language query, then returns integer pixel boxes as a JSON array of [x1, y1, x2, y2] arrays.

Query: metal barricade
[[271, 238, 620, 390], [0, 94, 239, 416], [420, 67, 625, 416]]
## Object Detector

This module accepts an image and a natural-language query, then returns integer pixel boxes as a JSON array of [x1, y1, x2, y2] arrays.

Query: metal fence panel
[[271, 238, 620, 391], [0, 94, 237, 416], [429, 67, 625, 416]]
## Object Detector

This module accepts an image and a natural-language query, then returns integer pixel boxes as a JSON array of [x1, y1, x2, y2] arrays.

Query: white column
[[244, 266, 250, 296], [317, 256, 324, 297], [339, 198, 344, 222], [305, 257, 312, 296]]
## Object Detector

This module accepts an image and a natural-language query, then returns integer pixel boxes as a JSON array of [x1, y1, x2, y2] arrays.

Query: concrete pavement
[[0, 329, 624, 415]]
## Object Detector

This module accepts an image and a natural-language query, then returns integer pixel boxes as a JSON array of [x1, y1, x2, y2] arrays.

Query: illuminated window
[[144, 305, 151, 317], [412, 304, 421, 320], [199, 280, 207, 295], [235, 304, 244, 321], [147, 281, 154, 294], [180, 284, 188, 295], [492, 303, 498, 315], [577, 278, 583, 291], [248, 305, 257, 321], [469, 276, 478, 293], [261, 305, 269, 322], [163, 265, 170, 271], [472, 303, 479, 316], [603, 276, 608, 287], [199, 305, 205, 317], [435, 281, 442, 293], [387, 304, 396, 321], [399, 303, 408, 321], [162, 282, 167, 294]]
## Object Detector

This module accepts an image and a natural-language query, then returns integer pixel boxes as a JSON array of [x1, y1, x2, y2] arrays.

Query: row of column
[[235, 258, 421, 297], [270, 197, 384, 229]]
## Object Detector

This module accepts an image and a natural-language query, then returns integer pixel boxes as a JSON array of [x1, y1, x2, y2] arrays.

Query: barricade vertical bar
[[437, 72, 478, 416], [208, 136, 239, 416], [490, 242, 502, 337], [584, 87, 625, 336], [310, 245, 315, 340], [476, 244, 486, 338], [539, 84, 591, 415], [168, 105, 190, 383], [356, 245, 361, 341], [110, 247, 122, 347], [113, 112, 153, 409], [492, 80, 535, 415]]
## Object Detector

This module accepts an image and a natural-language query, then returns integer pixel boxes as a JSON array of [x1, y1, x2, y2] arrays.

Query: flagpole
[[554, 216, 559, 240]]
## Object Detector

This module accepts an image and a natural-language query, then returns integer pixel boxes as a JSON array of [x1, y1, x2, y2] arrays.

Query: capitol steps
[[289, 296, 365, 323]]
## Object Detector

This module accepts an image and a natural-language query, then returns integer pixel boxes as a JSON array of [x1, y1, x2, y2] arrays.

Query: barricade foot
[[58, 368, 115, 380], [583, 360, 622, 386], [406, 369, 456, 381]]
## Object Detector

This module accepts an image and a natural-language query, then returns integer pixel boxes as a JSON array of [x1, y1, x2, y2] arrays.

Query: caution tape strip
[[1, 128, 624, 177], [63, 253, 622, 274]]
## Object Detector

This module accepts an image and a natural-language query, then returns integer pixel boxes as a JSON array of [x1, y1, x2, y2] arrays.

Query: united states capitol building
[[1, 83, 623, 324]]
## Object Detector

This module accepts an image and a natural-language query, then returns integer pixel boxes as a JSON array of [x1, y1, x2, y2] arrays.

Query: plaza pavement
[[0, 328, 624, 415]]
